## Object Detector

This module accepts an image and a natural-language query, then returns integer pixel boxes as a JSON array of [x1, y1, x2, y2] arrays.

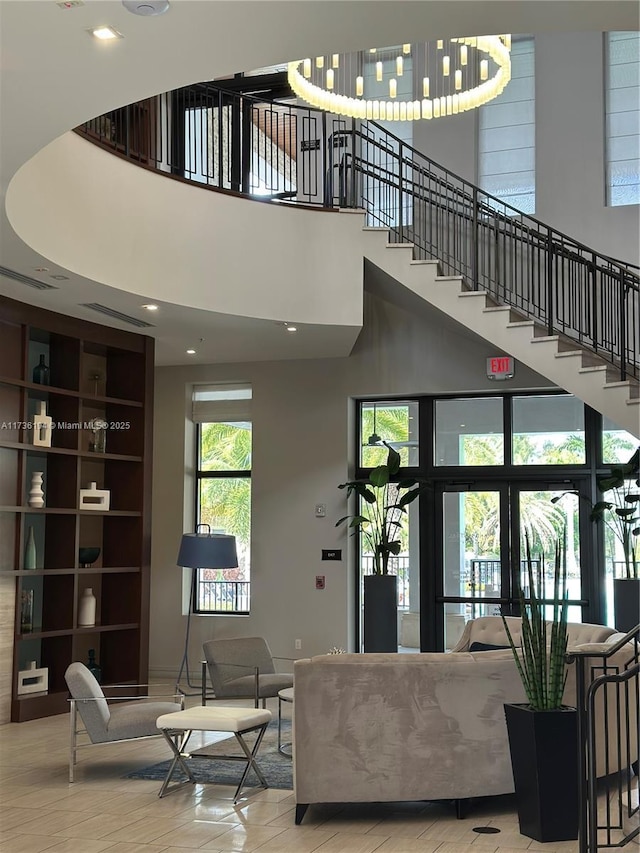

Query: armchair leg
[[69, 699, 78, 783], [295, 804, 309, 825]]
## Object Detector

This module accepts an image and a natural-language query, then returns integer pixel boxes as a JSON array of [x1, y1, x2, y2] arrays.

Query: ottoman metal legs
[[156, 706, 272, 802]]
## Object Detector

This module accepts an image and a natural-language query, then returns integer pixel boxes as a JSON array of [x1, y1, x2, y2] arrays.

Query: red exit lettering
[[490, 357, 511, 374]]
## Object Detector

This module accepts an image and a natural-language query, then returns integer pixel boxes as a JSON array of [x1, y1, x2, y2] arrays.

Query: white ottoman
[[156, 706, 272, 801]]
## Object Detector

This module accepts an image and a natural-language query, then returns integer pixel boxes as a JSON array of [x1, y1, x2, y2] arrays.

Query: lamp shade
[[177, 532, 238, 569]]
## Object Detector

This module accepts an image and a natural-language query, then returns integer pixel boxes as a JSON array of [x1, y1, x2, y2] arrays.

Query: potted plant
[[502, 531, 578, 843], [592, 448, 639, 632], [336, 443, 429, 652]]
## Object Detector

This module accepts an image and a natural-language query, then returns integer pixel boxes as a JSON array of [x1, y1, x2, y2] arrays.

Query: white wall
[[150, 290, 552, 676], [413, 32, 639, 265]]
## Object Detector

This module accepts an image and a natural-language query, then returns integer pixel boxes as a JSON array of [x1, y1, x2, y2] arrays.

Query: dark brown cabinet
[[0, 296, 153, 721]]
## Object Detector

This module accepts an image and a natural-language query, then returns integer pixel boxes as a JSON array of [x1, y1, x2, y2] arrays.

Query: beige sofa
[[293, 618, 632, 823]]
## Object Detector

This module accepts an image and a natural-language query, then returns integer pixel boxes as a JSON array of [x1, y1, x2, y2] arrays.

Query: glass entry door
[[438, 482, 585, 650]]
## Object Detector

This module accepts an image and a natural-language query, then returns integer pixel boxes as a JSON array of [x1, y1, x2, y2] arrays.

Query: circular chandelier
[[288, 36, 511, 121]]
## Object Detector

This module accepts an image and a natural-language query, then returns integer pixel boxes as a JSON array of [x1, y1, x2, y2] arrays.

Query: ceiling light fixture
[[288, 35, 511, 121], [141, 303, 159, 311], [186, 349, 196, 355], [285, 325, 297, 332], [122, 0, 170, 15], [90, 26, 123, 40]]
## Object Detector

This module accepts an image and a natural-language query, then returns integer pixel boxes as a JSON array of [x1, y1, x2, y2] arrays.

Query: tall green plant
[[591, 448, 639, 580], [502, 532, 569, 711], [336, 444, 430, 575]]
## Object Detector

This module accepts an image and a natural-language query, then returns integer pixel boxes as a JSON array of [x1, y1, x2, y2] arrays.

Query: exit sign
[[486, 356, 514, 380]]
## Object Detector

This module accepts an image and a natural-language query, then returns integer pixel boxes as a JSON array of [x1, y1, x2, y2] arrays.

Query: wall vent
[[0, 265, 59, 291], [80, 303, 155, 328]]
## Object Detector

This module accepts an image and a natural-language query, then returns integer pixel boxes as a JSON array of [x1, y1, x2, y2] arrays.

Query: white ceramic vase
[[28, 472, 45, 508], [78, 588, 97, 627]]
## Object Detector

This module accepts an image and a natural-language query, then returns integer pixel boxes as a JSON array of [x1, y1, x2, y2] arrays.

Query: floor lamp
[[175, 525, 238, 695]]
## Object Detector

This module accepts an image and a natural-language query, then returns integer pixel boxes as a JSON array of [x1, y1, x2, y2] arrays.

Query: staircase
[[354, 220, 639, 437], [78, 91, 640, 437]]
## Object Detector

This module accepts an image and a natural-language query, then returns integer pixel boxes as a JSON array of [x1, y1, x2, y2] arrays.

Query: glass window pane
[[512, 395, 585, 465], [196, 476, 251, 612], [518, 489, 582, 623], [361, 401, 419, 467], [199, 422, 252, 471], [602, 416, 638, 464], [435, 398, 504, 466]]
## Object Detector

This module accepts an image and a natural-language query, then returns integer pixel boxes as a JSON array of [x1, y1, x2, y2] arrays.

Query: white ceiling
[[1, 0, 638, 365]]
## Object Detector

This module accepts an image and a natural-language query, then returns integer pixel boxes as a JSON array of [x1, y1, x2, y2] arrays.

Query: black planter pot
[[613, 577, 640, 633], [363, 574, 397, 653], [504, 703, 578, 843]]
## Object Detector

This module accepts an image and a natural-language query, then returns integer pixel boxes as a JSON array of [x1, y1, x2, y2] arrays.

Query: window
[[193, 385, 252, 614], [605, 32, 640, 206], [360, 400, 419, 468], [478, 37, 535, 212], [434, 397, 504, 466], [512, 394, 585, 465]]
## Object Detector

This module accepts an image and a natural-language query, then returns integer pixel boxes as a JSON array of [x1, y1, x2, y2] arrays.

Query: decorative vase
[[613, 577, 640, 633], [28, 472, 45, 508], [88, 418, 108, 453], [20, 589, 34, 633], [87, 649, 102, 683], [24, 526, 37, 570], [33, 401, 52, 447], [363, 574, 398, 653], [78, 588, 97, 627], [32, 354, 50, 386], [504, 703, 578, 842], [79, 482, 110, 511]]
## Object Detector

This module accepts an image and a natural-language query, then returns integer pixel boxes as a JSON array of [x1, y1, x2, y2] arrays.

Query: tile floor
[[0, 683, 580, 853]]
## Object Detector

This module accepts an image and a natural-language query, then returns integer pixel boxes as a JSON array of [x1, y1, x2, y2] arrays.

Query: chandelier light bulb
[[403, 43, 411, 54], [303, 58, 311, 78], [396, 55, 403, 76], [423, 76, 430, 97], [369, 47, 377, 53], [454, 69, 462, 90], [316, 56, 324, 68], [480, 59, 489, 80], [332, 53, 339, 68], [442, 55, 450, 76], [356, 75, 364, 97], [389, 77, 397, 98], [437, 39, 443, 49], [326, 68, 334, 89], [433, 98, 440, 118], [460, 45, 468, 66], [376, 61, 383, 82]]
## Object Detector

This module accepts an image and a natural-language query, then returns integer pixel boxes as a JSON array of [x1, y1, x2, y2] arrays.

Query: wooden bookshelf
[[0, 296, 153, 722]]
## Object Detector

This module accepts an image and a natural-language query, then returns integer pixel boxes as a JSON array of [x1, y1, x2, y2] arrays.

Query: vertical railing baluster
[[472, 187, 479, 291]]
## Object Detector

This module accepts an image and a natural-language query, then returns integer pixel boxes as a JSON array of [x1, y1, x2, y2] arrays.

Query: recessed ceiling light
[[286, 325, 297, 332], [50, 274, 70, 280], [90, 26, 123, 40], [141, 303, 159, 311], [186, 349, 196, 355]]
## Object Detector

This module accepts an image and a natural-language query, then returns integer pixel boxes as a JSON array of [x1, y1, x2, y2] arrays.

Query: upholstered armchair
[[201, 637, 293, 708], [64, 662, 183, 782]]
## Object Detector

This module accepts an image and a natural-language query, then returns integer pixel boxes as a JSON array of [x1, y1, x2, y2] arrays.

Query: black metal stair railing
[[76, 84, 639, 382], [567, 625, 640, 853]]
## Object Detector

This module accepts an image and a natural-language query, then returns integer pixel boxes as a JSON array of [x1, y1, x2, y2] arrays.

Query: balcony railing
[[195, 579, 250, 614]]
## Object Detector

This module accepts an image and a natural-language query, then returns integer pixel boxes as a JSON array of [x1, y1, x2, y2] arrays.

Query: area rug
[[126, 719, 293, 790]]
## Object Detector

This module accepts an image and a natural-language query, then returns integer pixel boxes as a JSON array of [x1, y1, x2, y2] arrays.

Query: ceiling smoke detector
[[122, 0, 170, 15]]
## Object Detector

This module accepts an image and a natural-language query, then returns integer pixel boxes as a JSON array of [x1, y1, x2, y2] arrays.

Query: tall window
[[193, 384, 252, 614], [606, 32, 640, 206], [478, 37, 535, 213]]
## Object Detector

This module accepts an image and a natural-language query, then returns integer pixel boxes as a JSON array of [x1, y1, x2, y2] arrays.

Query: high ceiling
[[1, 1, 638, 365]]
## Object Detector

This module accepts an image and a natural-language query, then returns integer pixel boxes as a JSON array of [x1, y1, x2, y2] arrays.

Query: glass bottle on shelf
[[87, 649, 102, 683], [32, 355, 50, 385], [20, 590, 34, 633]]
